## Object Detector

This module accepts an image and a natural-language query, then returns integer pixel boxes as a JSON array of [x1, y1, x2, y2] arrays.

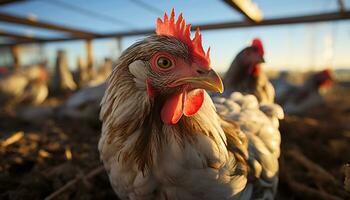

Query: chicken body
[[21, 79, 49, 105], [59, 82, 106, 121], [58, 58, 112, 120], [0, 65, 48, 107], [274, 69, 333, 114], [99, 32, 282, 199], [223, 40, 275, 103]]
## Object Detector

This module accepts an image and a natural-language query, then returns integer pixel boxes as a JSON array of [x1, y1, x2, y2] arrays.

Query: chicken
[[57, 58, 112, 120], [223, 38, 275, 103], [58, 82, 106, 121], [99, 10, 282, 200], [0, 65, 48, 107], [274, 69, 333, 114], [270, 71, 290, 102]]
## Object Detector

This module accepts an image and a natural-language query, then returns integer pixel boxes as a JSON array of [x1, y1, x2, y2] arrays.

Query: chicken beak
[[177, 69, 224, 93]]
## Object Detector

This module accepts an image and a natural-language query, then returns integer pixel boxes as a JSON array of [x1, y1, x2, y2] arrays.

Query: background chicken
[[57, 58, 112, 121], [99, 10, 283, 200], [274, 69, 333, 114], [223, 38, 275, 103], [58, 82, 106, 122], [18, 82, 106, 124], [0, 65, 48, 108]]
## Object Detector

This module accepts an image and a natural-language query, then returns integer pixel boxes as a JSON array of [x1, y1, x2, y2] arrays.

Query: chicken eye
[[157, 57, 172, 69]]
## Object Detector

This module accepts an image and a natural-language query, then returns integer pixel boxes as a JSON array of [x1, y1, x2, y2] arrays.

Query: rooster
[[0, 65, 48, 107], [99, 10, 282, 200], [223, 38, 275, 103], [275, 69, 333, 114]]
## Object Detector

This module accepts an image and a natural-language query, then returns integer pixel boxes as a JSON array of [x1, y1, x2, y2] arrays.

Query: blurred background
[[0, 0, 350, 72], [0, 0, 349, 200]]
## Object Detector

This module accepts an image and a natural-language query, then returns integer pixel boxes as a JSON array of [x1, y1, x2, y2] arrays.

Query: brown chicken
[[99, 10, 282, 200], [223, 39, 275, 103]]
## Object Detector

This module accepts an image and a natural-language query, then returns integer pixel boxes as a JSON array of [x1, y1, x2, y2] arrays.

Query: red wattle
[[183, 89, 204, 116], [249, 64, 261, 77], [321, 79, 333, 88], [160, 89, 205, 125], [146, 79, 156, 97], [161, 91, 184, 125]]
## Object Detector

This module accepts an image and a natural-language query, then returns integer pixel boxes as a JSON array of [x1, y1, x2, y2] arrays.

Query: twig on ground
[[344, 164, 350, 192], [1, 131, 24, 147], [286, 148, 337, 183], [44, 165, 104, 200], [285, 173, 343, 200]]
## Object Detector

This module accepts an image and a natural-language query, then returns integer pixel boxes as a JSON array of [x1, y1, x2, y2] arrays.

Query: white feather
[[129, 60, 148, 85], [214, 91, 283, 198]]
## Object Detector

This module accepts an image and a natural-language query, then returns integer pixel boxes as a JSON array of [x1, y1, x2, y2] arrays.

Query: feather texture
[[213, 92, 282, 198], [156, 9, 210, 67], [0, 65, 48, 106], [99, 34, 283, 200]]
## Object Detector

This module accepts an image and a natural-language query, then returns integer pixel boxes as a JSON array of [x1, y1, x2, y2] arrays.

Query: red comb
[[0, 67, 8, 74], [320, 69, 332, 80], [322, 69, 331, 76], [251, 38, 264, 56], [156, 9, 210, 68], [317, 69, 333, 87]]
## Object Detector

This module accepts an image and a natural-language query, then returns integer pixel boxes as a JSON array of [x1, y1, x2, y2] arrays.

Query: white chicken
[[0, 65, 48, 107], [58, 82, 106, 121], [99, 10, 283, 200], [274, 69, 333, 114]]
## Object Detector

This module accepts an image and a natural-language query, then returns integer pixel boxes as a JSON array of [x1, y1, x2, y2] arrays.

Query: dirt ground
[[0, 86, 349, 200]]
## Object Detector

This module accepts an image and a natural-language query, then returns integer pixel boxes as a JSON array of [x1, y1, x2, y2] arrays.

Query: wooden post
[[53, 50, 77, 93], [0, 12, 96, 38], [11, 45, 20, 69], [85, 39, 94, 78], [338, 0, 345, 13], [77, 56, 89, 87], [116, 37, 122, 57], [223, 0, 263, 22]]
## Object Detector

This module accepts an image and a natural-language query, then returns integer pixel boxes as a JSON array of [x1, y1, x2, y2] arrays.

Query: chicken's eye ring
[[150, 52, 175, 72], [157, 57, 172, 69]]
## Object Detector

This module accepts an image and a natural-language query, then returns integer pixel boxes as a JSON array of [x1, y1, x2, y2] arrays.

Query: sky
[[0, 0, 349, 73]]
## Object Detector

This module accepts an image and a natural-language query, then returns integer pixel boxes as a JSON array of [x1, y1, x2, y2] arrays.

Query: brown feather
[[220, 117, 249, 177]]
